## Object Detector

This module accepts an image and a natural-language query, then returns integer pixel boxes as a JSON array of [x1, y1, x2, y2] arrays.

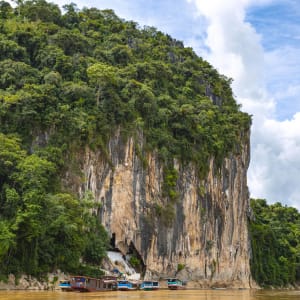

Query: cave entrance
[[110, 233, 116, 250], [127, 241, 146, 276]]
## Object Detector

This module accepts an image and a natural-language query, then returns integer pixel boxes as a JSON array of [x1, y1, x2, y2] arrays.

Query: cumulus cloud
[[187, 0, 269, 107], [250, 114, 300, 208], [187, 0, 300, 210]]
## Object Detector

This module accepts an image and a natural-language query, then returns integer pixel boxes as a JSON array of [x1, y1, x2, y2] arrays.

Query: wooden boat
[[59, 280, 72, 291], [101, 276, 119, 291], [140, 280, 160, 291], [167, 278, 187, 290], [117, 280, 140, 291], [70, 275, 117, 292]]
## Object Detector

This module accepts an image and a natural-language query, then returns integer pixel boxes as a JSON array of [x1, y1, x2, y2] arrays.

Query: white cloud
[[250, 114, 300, 208], [187, 0, 300, 210], [187, 0, 266, 104]]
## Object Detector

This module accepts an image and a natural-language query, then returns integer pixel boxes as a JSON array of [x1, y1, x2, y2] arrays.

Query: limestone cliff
[[64, 128, 252, 288]]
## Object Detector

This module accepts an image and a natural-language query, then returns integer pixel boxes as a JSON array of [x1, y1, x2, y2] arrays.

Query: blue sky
[[246, 0, 300, 120], [9, 0, 300, 210]]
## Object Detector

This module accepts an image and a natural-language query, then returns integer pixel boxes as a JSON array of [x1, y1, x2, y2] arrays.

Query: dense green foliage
[[0, 133, 108, 275], [0, 133, 109, 277], [0, 0, 251, 277], [250, 199, 300, 287], [0, 0, 250, 166]]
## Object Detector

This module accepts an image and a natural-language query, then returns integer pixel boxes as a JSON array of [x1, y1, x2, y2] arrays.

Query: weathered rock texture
[[0, 272, 67, 290], [64, 129, 252, 288]]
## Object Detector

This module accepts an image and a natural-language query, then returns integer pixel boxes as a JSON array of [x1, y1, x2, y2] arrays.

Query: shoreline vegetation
[[0, 0, 299, 290], [250, 200, 300, 288]]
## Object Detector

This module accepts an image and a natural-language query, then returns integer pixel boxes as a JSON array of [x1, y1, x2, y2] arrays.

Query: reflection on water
[[0, 289, 299, 300]]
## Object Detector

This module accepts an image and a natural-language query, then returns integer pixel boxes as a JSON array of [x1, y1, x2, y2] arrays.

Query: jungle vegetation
[[250, 199, 300, 287], [1, 0, 297, 287]]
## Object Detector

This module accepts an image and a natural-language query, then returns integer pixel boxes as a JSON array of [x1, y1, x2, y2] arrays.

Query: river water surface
[[0, 289, 299, 300]]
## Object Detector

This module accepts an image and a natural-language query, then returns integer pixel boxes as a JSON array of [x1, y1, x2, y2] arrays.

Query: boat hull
[[60, 287, 72, 292], [168, 285, 186, 290]]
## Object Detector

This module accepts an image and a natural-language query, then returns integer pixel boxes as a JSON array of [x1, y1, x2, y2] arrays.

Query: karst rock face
[[64, 128, 252, 288]]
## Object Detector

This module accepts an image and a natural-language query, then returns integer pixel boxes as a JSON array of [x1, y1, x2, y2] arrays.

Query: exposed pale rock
[[65, 129, 252, 288]]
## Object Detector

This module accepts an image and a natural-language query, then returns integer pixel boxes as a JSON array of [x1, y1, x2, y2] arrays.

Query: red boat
[[70, 275, 117, 292]]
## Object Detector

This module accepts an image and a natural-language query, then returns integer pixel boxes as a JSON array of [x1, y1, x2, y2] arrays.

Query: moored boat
[[167, 278, 187, 290], [59, 280, 72, 291], [140, 280, 160, 291], [70, 275, 117, 292], [117, 280, 140, 291]]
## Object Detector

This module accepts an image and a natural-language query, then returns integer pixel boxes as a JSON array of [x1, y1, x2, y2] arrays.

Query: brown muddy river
[[0, 289, 299, 300]]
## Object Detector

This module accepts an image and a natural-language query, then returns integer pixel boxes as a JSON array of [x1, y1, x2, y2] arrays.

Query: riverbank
[[1, 273, 299, 291], [0, 272, 68, 291]]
